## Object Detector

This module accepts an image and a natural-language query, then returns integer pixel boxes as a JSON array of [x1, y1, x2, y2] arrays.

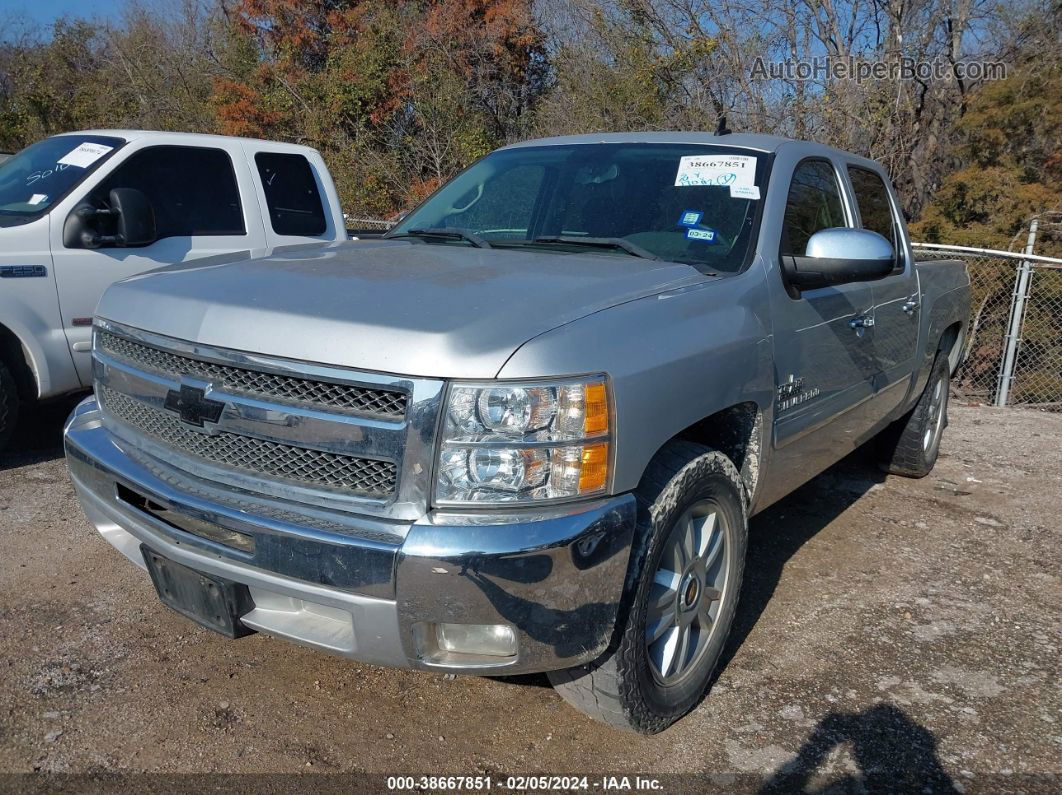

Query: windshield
[[388, 143, 769, 273], [0, 135, 125, 227]]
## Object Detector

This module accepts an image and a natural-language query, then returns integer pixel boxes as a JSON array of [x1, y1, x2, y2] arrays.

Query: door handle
[[902, 297, 920, 315], [849, 315, 875, 329]]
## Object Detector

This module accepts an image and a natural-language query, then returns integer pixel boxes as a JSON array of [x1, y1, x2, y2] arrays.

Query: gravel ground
[[0, 399, 1059, 791]]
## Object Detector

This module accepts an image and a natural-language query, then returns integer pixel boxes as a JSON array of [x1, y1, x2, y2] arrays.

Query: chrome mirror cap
[[806, 227, 894, 262]]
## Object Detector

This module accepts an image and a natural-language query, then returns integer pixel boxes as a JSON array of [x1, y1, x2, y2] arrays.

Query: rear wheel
[[548, 441, 747, 733], [877, 355, 950, 478], [0, 360, 19, 452]]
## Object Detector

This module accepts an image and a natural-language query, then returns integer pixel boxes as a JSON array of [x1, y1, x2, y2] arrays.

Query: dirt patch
[[0, 404, 1059, 788]]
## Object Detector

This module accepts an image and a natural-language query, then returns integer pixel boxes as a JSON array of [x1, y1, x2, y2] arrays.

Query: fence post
[[995, 219, 1040, 406]]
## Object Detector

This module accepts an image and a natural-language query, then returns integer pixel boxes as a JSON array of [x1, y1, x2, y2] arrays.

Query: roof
[[54, 129, 319, 154], [501, 131, 791, 152], [501, 131, 863, 158]]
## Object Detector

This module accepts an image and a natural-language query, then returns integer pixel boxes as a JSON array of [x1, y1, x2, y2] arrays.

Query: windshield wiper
[[388, 227, 491, 248], [531, 236, 659, 260]]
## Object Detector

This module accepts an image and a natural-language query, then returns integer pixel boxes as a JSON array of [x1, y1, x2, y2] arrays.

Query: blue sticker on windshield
[[686, 228, 717, 243], [677, 210, 703, 227]]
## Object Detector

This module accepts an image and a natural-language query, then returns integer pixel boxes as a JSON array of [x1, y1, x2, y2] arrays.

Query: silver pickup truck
[[64, 132, 969, 733]]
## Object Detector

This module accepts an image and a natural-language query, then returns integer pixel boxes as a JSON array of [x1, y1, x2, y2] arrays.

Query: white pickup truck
[[0, 130, 346, 449]]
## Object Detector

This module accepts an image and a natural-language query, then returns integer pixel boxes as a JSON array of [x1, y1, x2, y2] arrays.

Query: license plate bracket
[[141, 545, 255, 638]]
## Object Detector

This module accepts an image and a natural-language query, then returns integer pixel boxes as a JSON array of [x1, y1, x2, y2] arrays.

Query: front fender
[[0, 296, 81, 400], [0, 217, 82, 399], [498, 267, 774, 494]]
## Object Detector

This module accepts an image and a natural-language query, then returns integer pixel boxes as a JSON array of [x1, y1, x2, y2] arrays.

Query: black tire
[[0, 359, 19, 452], [548, 441, 747, 734], [877, 355, 950, 478]]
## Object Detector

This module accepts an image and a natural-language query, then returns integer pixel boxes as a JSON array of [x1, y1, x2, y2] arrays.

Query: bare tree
[[534, 0, 1010, 213]]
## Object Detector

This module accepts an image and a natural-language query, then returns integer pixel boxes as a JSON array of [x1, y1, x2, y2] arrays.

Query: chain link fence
[[914, 243, 1062, 410], [344, 216, 395, 236]]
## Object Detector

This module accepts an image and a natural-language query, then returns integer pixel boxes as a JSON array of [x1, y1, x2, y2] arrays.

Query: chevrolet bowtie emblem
[[163, 384, 225, 428]]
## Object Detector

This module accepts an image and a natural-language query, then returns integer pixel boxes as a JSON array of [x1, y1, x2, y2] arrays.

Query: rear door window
[[255, 152, 327, 236], [848, 166, 901, 267]]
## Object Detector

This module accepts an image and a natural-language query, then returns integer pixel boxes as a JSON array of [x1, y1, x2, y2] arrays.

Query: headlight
[[436, 377, 611, 505]]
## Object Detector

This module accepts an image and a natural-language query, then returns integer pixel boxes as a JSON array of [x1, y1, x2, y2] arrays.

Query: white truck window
[[92, 146, 245, 240], [254, 152, 326, 236], [0, 134, 124, 225]]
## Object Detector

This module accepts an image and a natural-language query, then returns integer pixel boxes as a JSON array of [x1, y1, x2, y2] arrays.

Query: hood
[[96, 239, 707, 379]]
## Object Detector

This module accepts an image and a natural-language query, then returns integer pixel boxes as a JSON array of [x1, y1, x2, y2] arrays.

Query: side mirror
[[782, 228, 895, 290], [108, 188, 156, 247], [62, 187, 156, 249]]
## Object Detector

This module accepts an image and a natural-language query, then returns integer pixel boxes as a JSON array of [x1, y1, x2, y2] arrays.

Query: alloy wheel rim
[[924, 378, 947, 452], [645, 499, 730, 686]]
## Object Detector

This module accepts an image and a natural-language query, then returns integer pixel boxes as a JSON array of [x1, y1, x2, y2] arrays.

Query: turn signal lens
[[578, 444, 609, 493], [583, 383, 608, 435]]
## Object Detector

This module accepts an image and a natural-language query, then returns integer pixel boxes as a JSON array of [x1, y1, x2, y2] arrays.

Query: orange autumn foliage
[[209, 1, 546, 214]]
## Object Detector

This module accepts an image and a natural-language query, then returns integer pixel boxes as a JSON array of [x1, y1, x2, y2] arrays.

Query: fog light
[[435, 623, 517, 657]]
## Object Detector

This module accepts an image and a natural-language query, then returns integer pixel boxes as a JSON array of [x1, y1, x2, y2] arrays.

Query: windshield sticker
[[677, 210, 703, 227], [685, 228, 717, 243], [28, 193, 48, 205], [729, 184, 761, 200], [675, 154, 756, 188], [57, 142, 113, 169]]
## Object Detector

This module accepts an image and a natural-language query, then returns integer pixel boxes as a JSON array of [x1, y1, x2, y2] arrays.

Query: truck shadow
[[0, 394, 84, 472], [494, 445, 889, 692], [718, 443, 888, 675]]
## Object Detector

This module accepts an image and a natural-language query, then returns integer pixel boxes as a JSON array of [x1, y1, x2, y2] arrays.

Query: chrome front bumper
[[64, 397, 636, 674]]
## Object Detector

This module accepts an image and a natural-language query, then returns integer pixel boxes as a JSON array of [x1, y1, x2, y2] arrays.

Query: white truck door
[[49, 142, 267, 385]]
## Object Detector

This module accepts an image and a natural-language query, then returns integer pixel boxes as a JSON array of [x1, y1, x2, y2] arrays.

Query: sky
[[0, 0, 150, 36]]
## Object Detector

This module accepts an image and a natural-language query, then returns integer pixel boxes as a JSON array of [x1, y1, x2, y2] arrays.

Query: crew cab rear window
[[848, 166, 901, 268], [92, 145, 245, 238], [781, 159, 846, 256], [255, 152, 327, 236]]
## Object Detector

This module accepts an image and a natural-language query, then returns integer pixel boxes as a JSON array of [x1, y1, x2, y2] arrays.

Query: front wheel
[[0, 360, 19, 452], [548, 441, 747, 733]]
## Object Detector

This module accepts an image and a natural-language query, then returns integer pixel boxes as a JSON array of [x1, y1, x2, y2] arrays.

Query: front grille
[[99, 386, 397, 498], [97, 331, 407, 420]]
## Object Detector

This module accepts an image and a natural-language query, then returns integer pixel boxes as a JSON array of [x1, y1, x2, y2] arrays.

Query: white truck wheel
[[0, 360, 19, 452]]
